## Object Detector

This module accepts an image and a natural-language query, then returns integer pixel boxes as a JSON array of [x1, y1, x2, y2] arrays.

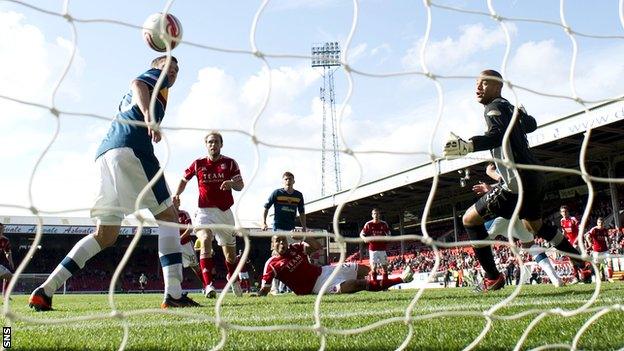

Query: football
[[142, 13, 183, 52]]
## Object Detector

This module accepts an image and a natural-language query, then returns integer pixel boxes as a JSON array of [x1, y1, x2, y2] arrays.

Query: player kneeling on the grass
[[256, 235, 413, 296], [29, 56, 199, 311], [443, 69, 590, 292]]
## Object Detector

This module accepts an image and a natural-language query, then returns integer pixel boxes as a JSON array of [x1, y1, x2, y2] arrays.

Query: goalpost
[[2, 0, 624, 350]]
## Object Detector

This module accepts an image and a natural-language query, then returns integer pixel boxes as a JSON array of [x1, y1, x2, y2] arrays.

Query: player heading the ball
[[29, 56, 200, 310]]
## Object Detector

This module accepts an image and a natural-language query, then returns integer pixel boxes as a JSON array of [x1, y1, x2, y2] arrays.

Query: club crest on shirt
[[220, 163, 227, 170]]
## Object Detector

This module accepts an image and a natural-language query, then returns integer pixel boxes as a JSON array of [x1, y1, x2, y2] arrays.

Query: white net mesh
[[9, 274, 56, 295], [2, 0, 624, 350]]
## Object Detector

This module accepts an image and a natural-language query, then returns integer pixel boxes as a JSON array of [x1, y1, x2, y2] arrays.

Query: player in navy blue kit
[[262, 172, 306, 232], [29, 56, 198, 310], [261, 172, 306, 294], [443, 69, 589, 292]]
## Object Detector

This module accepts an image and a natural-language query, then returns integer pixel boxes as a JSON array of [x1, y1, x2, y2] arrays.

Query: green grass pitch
[[4, 283, 624, 350]]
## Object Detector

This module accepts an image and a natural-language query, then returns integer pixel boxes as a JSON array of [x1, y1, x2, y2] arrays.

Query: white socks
[[533, 246, 561, 286], [42, 235, 102, 296], [158, 224, 183, 299]]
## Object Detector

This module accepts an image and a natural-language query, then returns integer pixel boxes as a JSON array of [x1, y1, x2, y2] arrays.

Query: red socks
[[198, 257, 240, 287], [199, 257, 214, 286], [225, 260, 237, 280], [366, 276, 403, 291]]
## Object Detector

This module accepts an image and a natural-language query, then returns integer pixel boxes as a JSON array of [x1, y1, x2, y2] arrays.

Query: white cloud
[[53, 36, 87, 102], [0, 11, 51, 119], [243, 65, 319, 110], [346, 43, 368, 63], [402, 22, 516, 73], [174, 66, 242, 130], [505, 39, 624, 122], [171, 64, 319, 133], [508, 40, 568, 94], [0, 10, 89, 215], [268, 0, 339, 12], [371, 43, 391, 56], [341, 42, 392, 68], [166, 64, 328, 220], [370, 43, 391, 65], [339, 86, 486, 184], [0, 11, 85, 111], [1, 135, 99, 214]]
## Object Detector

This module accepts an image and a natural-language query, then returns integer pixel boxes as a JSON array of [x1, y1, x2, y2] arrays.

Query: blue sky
[[1, 0, 623, 225]]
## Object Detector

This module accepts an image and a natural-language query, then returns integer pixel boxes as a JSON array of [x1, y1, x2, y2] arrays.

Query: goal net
[[8, 274, 66, 295], [1, 0, 624, 350]]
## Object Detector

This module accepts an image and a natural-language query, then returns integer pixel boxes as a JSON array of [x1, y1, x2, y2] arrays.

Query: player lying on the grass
[[262, 171, 307, 294], [474, 163, 563, 287], [255, 235, 413, 296], [29, 56, 199, 311], [443, 69, 591, 292]]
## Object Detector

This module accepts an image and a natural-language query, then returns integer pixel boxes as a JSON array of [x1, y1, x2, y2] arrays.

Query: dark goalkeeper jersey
[[470, 97, 540, 193]]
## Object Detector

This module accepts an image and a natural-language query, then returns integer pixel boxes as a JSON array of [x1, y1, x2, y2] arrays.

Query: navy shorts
[[475, 173, 544, 222]]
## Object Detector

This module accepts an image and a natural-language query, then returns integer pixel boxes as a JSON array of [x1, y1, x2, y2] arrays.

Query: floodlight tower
[[311, 42, 342, 196]]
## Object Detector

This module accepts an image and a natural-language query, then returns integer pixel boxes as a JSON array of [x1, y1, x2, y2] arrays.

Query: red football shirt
[[261, 243, 322, 295], [560, 216, 579, 245], [587, 226, 609, 252], [183, 155, 242, 211], [360, 220, 390, 251]]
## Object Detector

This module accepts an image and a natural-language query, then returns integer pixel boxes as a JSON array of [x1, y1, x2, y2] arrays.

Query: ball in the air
[[142, 13, 183, 52]]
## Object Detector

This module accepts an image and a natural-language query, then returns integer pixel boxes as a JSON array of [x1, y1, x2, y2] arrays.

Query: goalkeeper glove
[[443, 132, 474, 157], [518, 104, 527, 114]]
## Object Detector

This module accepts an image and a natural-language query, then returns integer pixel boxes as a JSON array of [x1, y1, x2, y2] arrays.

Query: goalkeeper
[[443, 69, 590, 292]]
